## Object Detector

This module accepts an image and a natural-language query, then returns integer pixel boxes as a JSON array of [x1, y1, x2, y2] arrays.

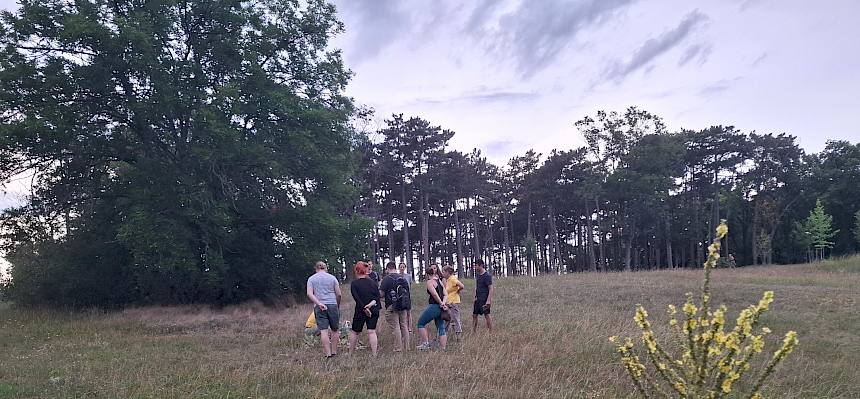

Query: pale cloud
[[602, 10, 709, 83]]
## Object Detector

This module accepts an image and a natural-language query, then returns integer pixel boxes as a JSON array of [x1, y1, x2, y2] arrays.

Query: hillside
[[1, 259, 858, 398]]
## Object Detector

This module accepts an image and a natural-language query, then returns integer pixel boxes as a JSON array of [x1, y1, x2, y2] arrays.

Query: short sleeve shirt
[[476, 272, 492, 302], [307, 272, 339, 305], [445, 276, 462, 304]]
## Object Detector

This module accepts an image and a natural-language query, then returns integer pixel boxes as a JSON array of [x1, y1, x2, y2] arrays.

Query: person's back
[[381, 262, 411, 352], [308, 271, 338, 305], [306, 261, 342, 358]]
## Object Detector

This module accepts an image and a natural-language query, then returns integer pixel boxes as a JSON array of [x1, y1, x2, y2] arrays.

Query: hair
[[354, 261, 369, 277], [314, 261, 327, 271], [474, 259, 486, 267], [398, 262, 406, 269], [385, 261, 397, 270], [424, 265, 437, 276], [442, 265, 455, 275]]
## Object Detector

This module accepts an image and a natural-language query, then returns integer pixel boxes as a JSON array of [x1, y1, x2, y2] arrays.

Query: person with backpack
[[397, 262, 414, 331], [380, 261, 411, 352]]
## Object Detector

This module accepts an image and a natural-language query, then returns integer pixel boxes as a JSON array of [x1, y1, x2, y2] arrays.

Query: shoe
[[416, 342, 432, 351]]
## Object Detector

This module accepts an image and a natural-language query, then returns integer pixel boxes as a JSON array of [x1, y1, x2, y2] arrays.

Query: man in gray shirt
[[307, 261, 342, 358]]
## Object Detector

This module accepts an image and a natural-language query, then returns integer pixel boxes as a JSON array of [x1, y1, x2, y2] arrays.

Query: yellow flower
[[716, 223, 728, 239]]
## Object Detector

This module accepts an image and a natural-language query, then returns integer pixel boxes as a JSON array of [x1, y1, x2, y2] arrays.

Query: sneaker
[[416, 342, 432, 351]]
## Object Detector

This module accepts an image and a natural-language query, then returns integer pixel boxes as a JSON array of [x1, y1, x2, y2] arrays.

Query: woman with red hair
[[348, 261, 380, 356]]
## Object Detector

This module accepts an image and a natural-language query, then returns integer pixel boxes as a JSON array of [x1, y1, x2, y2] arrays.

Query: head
[[385, 262, 397, 273], [475, 259, 486, 273], [442, 265, 455, 278], [354, 261, 370, 278], [314, 261, 328, 272], [398, 262, 406, 273], [424, 265, 437, 278], [429, 262, 438, 274]]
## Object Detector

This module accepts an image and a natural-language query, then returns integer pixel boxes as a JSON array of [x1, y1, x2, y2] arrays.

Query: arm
[[455, 279, 465, 292], [307, 282, 326, 310], [335, 282, 342, 307], [486, 284, 494, 305], [427, 280, 445, 306]]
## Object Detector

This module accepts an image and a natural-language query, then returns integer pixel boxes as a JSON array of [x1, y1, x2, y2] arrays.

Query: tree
[[795, 199, 839, 261], [855, 210, 860, 247], [0, 1, 363, 306]]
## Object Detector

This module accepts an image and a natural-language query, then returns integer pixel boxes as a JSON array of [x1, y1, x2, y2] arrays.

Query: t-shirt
[[445, 276, 462, 304], [476, 271, 492, 302], [368, 270, 381, 286], [307, 271, 339, 305], [380, 272, 404, 308], [305, 312, 316, 329], [351, 277, 380, 311]]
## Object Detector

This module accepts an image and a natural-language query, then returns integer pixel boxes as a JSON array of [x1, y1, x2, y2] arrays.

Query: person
[[472, 259, 494, 333], [305, 311, 320, 336], [307, 261, 342, 358], [380, 261, 411, 352], [416, 265, 448, 351], [348, 261, 380, 356], [398, 262, 413, 331], [441, 265, 465, 335], [367, 260, 382, 287]]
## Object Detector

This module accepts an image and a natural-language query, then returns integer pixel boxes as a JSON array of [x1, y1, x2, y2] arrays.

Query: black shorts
[[473, 299, 491, 315], [351, 307, 380, 332]]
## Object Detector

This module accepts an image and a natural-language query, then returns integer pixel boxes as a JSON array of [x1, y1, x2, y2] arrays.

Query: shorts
[[473, 298, 491, 315], [351, 307, 380, 332], [314, 304, 340, 331], [416, 304, 447, 336]]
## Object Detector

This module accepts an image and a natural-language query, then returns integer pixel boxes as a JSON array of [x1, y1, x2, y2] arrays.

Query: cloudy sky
[[1, 0, 859, 208], [331, 0, 860, 163]]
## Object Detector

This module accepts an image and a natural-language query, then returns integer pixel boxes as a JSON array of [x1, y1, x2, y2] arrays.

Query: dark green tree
[[0, 0, 363, 306]]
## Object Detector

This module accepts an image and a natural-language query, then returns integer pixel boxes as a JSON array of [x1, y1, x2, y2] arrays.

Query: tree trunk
[[665, 216, 673, 269], [421, 193, 430, 271], [586, 205, 597, 271], [503, 209, 513, 276], [400, 178, 414, 281], [453, 201, 465, 278], [595, 198, 606, 270], [548, 205, 562, 274], [387, 197, 396, 264], [752, 197, 760, 265]]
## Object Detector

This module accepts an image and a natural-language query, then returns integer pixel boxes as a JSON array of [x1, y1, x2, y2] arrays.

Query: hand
[[318, 304, 328, 311], [363, 307, 372, 317], [483, 303, 491, 311], [441, 304, 448, 310]]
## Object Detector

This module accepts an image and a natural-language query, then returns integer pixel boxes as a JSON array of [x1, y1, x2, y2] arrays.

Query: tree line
[[0, 1, 857, 307], [354, 110, 860, 282]]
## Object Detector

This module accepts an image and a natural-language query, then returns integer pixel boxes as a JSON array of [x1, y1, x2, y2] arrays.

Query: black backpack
[[386, 275, 411, 311]]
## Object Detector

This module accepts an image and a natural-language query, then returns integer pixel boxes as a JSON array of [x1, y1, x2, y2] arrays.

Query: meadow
[[1, 258, 858, 398]]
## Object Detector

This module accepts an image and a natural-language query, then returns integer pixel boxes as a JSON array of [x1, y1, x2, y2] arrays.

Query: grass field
[[1, 258, 858, 398]]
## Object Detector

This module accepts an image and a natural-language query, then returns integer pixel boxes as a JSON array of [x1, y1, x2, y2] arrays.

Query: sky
[[330, 0, 860, 164], [1, 0, 859, 255]]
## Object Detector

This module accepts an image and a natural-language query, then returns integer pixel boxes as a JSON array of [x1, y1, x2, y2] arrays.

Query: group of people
[[305, 259, 494, 358]]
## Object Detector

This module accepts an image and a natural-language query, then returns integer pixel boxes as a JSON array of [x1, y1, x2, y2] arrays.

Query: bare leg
[[418, 327, 429, 344], [472, 314, 478, 333], [330, 329, 338, 355], [320, 329, 332, 357], [348, 330, 358, 353], [368, 330, 378, 356], [485, 314, 493, 332], [439, 334, 447, 350]]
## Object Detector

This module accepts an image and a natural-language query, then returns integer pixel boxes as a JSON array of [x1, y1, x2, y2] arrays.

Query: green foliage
[[0, 1, 366, 306], [794, 199, 839, 261], [854, 210, 860, 247], [611, 222, 799, 398]]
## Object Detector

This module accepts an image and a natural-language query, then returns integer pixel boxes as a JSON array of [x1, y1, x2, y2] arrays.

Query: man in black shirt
[[472, 259, 494, 333], [380, 262, 411, 352]]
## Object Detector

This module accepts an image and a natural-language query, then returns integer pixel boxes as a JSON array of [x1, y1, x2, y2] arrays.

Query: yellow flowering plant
[[610, 221, 798, 398]]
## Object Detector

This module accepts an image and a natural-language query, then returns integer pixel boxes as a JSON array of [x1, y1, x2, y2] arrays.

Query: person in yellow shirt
[[441, 265, 465, 335], [305, 311, 320, 336]]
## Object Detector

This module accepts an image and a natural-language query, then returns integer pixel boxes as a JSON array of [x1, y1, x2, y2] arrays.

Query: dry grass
[[1, 259, 858, 398]]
